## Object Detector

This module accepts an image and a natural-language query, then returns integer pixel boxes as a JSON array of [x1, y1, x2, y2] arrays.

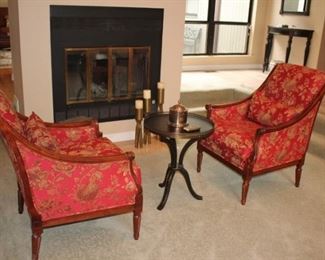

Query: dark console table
[[144, 112, 214, 210], [263, 26, 314, 72]]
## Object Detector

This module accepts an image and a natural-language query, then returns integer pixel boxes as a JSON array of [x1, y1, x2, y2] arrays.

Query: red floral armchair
[[0, 90, 143, 259], [197, 63, 325, 205]]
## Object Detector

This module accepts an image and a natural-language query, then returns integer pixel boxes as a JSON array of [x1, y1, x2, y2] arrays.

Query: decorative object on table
[[157, 81, 165, 112], [135, 99, 143, 148], [168, 101, 188, 130], [143, 89, 151, 144]]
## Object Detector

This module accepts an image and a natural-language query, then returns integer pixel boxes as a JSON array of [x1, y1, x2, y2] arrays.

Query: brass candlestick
[[143, 98, 151, 144], [135, 108, 143, 148], [143, 98, 151, 114], [158, 88, 164, 112]]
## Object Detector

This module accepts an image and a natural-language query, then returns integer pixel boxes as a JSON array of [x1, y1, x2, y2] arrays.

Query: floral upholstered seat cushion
[[201, 102, 261, 169], [0, 89, 25, 135], [48, 125, 99, 145], [17, 143, 141, 221], [247, 63, 325, 126], [58, 137, 124, 157], [25, 112, 59, 151], [24, 112, 123, 156]]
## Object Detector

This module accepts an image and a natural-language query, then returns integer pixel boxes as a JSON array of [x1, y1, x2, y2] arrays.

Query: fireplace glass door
[[65, 47, 150, 105], [90, 50, 109, 101]]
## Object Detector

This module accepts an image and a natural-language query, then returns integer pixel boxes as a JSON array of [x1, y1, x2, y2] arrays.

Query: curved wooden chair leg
[[133, 211, 141, 240], [17, 184, 24, 214], [133, 194, 142, 240], [197, 149, 203, 173], [295, 161, 304, 187], [32, 229, 42, 260], [241, 178, 251, 205]]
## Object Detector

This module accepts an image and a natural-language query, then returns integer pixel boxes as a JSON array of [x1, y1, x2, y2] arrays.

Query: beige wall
[[317, 18, 325, 70], [9, 0, 186, 140], [264, 0, 325, 69]]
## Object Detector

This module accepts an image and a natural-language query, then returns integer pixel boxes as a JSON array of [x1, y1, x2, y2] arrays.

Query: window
[[183, 0, 254, 55]]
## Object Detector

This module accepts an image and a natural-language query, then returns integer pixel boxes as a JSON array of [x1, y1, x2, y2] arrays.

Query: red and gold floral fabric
[[0, 89, 25, 135], [200, 101, 261, 169], [17, 142, 141, 221], [58, 137, 124, 157], [48, 122, 124, 156], [48, 125, 99, 146], [200, 97, 320, 171], [253, 106, 318, 171], [25, 112, 59, 151], [248, 63, 325, 126]]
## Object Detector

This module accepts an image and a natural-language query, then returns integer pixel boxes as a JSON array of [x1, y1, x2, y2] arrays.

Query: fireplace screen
[[65, 47, 150, 104]]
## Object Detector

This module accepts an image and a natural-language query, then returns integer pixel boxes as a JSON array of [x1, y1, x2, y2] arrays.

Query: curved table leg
[[157, 169, 176, 210], [157, 136, 202, 210], [157, 136, 177, 210], [159, 166, 172, 188], [179, 138, 202, 200], [159, 136, 177, 189], [179, 168, 202, 200]]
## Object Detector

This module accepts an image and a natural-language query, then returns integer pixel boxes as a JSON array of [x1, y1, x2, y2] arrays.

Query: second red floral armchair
[[197, 63, 325, 205], [0, 89, 143, 260]]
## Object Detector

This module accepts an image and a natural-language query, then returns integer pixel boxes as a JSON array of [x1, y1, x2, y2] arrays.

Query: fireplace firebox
[[65, 46, 150, 104], [50, 6, 163, 122]]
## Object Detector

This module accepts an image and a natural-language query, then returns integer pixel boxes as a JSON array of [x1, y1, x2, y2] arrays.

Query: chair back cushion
[[247, 64, 325, 126], [25, 112, 58, 151], [0, 89, 25, 135]]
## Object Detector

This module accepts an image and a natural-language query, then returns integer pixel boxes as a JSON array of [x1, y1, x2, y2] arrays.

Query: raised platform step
[[181, 89, 249, 109]]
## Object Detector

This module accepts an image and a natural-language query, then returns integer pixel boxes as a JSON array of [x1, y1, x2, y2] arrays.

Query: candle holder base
[[143, 129, 151, 145], [135, 108, 143, 148]]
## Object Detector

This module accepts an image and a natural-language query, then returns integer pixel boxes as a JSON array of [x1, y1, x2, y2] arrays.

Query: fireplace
[[50, 5, 163, 122], [65, 46, 150, 103]]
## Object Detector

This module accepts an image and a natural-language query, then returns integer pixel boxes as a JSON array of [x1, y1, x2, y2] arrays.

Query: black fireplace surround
[[50, 5, 163, 122]]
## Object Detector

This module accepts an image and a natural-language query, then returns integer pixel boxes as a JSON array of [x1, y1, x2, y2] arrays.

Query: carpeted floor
[[1, 139, 324, 260]]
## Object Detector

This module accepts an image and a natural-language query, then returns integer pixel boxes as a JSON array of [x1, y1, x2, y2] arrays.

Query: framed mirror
[[280, 0, 311, 15]]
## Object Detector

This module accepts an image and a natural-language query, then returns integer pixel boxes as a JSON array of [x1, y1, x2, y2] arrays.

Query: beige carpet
[[0, 139, 325, 260]]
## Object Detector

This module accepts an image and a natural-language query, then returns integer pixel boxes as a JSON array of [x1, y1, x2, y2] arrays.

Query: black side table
[[144, 112, 214, 210], [263, 26, 313, 72]]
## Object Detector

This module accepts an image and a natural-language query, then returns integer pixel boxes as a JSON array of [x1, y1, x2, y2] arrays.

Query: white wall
[[9, 0, 186, 141]]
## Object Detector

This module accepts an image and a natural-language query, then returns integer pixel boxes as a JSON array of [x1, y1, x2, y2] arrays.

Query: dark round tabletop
[[144, 112, 214, 139]]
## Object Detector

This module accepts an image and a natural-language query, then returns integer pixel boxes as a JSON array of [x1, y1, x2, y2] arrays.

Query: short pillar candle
[[135, 99, 143, 109], [143, 89, 151, 99]]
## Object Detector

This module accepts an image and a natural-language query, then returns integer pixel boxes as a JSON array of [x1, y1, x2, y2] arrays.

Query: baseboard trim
[[104, 131, 134, 142], [182, 63, 263, 71]]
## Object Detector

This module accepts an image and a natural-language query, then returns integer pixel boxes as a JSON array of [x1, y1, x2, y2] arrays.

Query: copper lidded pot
[[168, 102, 188, 129]]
